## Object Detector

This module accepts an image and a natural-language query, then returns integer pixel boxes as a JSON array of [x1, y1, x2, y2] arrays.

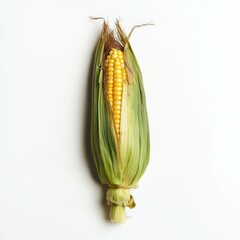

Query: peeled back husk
[[91, 21, 150, 223]]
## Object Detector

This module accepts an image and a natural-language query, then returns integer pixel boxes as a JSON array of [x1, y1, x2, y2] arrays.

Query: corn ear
[[91, 21, 150, 223]]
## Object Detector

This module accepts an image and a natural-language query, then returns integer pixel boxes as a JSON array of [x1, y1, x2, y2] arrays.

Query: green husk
[[91, 21, 150, 223]]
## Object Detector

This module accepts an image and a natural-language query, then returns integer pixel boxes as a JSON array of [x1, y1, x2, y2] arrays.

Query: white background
[[1, 0, 240, 239]]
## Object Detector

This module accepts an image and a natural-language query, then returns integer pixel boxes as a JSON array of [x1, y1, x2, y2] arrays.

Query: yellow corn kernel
[[104, 48, 127, 139]]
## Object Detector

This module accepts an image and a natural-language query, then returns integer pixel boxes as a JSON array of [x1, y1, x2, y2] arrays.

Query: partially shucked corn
[[91, 21, 150, 223]]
